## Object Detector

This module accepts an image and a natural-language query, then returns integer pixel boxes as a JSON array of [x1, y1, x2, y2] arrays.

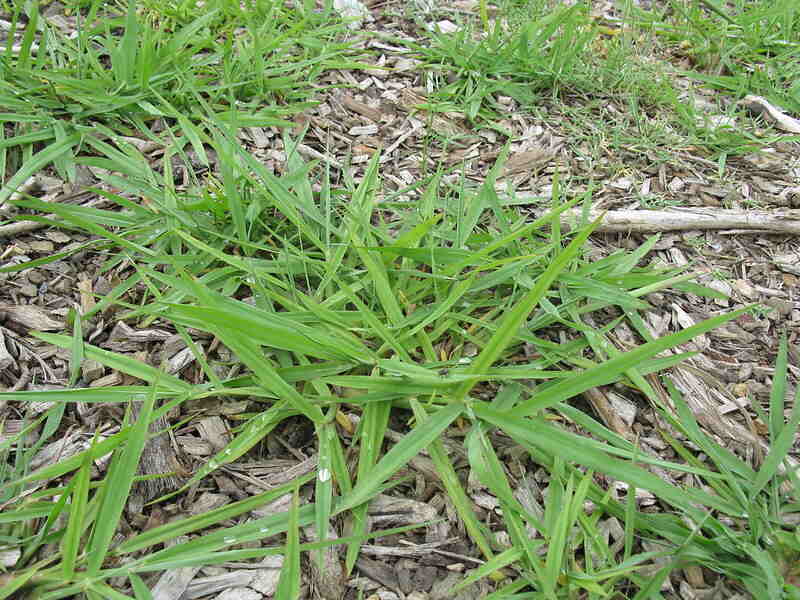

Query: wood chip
[[152, 537, 200, 600], [739, 95, 800, 134], [341, 94, 383, 122], [183, 570, 254, 599], [0, 305, 64, 331]]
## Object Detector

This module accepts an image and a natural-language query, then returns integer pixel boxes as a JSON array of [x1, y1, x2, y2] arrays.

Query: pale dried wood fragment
[[183, 571, 254, 599], [739, 95, 800, 133], [341, 94, 383, 122], [0, 305, 64, 331], [152, 536, 200, 600], [530, 207, 800, 234], [0, 331, 15, 371]]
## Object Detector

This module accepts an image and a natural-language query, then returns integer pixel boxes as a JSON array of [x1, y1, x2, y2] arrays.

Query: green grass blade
[[86, 389, 156, 574], [345, 396, 392, 572], [411, 400, 494, 560], [451, 547, 523, 593], [455, 218, 600, 402], [117, 474, 313, 555], [768, 332, 788, 440], [0, 133, 81, 204], [474, 404, 740, 517], [60, 442, 93, 579], [33, 333, 191, 393], [337, 402, 463, 513], [313, 421, 335, 571], [516, 305, 754, 415], [275, 488, 301, 600], [129, 573, 153, 600], [750, 383, 800, 497]]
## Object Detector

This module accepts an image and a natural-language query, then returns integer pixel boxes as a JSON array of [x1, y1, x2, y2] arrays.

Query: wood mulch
[[1, 1, 798, 599]]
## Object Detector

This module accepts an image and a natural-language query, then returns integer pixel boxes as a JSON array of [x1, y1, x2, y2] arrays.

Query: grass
[[0, 0, 361, 203], [1, 0, 799, 599], [397, 0, 796, 166]]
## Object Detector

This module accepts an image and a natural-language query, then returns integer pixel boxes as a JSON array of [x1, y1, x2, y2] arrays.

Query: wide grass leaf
[[337, 402, 463, 512], [515, 305, 753, 415]]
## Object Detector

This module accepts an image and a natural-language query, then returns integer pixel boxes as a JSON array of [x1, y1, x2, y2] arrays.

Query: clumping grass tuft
[[1, 0, 798, 598]]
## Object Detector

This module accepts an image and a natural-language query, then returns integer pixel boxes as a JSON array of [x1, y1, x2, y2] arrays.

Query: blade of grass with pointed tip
[[543, 474, 576, 594], [0, 567, 39, 599], [455, 218, 600, 402], [411, 400, 494, 560], [60, 439, 93, 579], [159, 400, 294, 502], [86, 388, 156, 575], [313, 421, 335, 572], [2, 431, 128, 492], [750, 383, 800, 498], [475, 404, 742, 516], [0, 134, 81, 204], [16, 2, 38, 70], [129, 573, 153, 600], [33, 333, 191, 393], [345, 393, 392, 572], [113, 0, 139, 86], [516, 305, 754, 416], [337, 402, 463, 514], [769, 332, 788, 441], [134, 521, 428, 572], [117, 473, 314, 555], [452, 548, 523, 594]]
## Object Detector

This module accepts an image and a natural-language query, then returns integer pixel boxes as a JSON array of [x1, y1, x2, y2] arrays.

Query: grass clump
[[1, 0, 799, 598], [0, 0, 360, 202], [2, 119, 797, 596]]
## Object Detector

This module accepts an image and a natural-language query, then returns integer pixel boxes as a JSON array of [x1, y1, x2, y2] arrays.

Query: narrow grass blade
[[0, 567, 39, 599], [411, 400, 494, 560], [543, 475, 574, 593], [3, 432, 126, 491], [33, 333, 191, 393], [16, 1, 38, 70], [160, 400, 293, 501], [337, 402, 463, 513], [0, 134, 81, 203], [452, 547, 522, 593], [768, 332, 788, 440], [345, 396, 392, 572], [516, 305, 754, 415], [60, 441, 93, 579], [750, 384, 800, 497], [455, 218, 599, 402], [86, 389, 156, 574], [313, 421, 335, 571], [116, 473, 313, 555], [474, 404, 740, 516], [129, 573, 153, 600], [275, 488, 301, 600]]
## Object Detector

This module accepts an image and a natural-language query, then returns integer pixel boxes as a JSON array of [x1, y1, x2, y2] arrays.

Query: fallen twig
[[545, 207, 800, 234]]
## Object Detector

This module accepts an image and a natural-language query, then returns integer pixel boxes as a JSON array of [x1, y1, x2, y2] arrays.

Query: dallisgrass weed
[[0, 0, 361, 203], [1, 0, 799, 598], [1, 114, 797, 597]]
